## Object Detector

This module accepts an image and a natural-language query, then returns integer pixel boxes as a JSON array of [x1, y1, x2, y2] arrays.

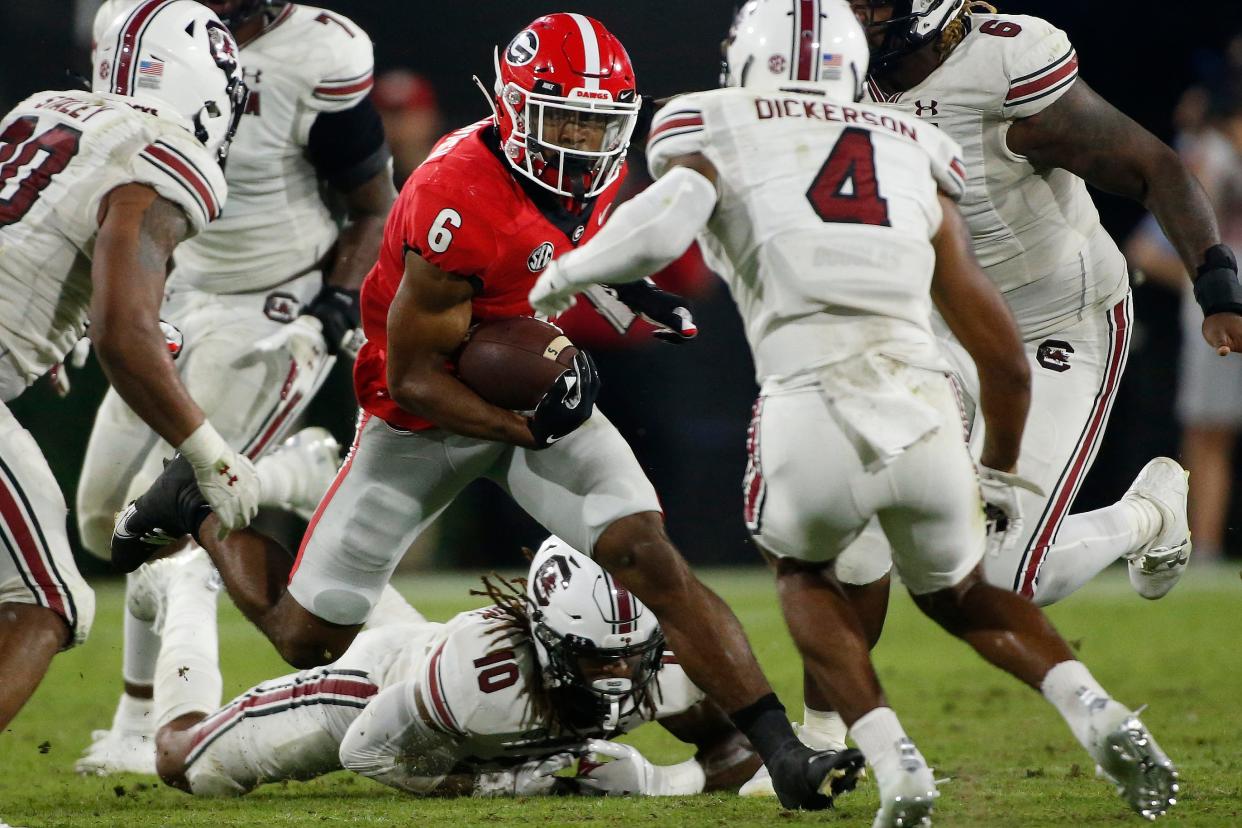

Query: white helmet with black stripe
[[92, 0, 248, 163], [721, 0, 869, 103], [527, 535, 664, 730]]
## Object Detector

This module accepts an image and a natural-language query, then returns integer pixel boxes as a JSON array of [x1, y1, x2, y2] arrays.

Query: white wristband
[[651, 758, 706, 796], [177, 421, 229, 470]]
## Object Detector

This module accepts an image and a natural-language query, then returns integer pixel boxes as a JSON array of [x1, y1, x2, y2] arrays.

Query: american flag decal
[[138, 59, 164, 76], [822, 53, 843, 67]]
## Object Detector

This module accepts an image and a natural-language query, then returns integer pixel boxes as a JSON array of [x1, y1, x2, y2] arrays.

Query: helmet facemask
[[532, 617, 665, 731], [857, 0, 966, 71], [199, 18, 249, 164]]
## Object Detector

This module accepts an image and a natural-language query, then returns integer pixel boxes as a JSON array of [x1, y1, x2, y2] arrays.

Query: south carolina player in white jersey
[[76, 0, 396, 775], [531, 2, 1179, 823], [0, 0, 259, 737], [841, 0, 1242, 611], [138, 539, 759, 798]]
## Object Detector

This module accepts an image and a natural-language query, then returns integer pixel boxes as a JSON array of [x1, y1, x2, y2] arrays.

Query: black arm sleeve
[[307, 96, 392, 192]]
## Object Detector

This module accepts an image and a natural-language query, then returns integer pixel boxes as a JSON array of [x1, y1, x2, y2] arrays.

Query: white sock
[[1040, 660, 1131, 752], [122, 577, 160, 688], [152, 549, 223, 728], [799, 706, 848, 751], [109, 692, 154, 735], [255, 451, 297, 508], [1031, 499, 1159, 606], [848, 707, 915, 784]]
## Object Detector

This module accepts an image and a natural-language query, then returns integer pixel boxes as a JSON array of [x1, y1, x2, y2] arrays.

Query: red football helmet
[[490, 13, 640, 202]]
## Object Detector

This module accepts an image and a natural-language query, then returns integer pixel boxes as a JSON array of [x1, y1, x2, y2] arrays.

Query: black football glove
[[527, 351, 600, 449], [608, 280, 698, 344], [304, 284, 361, 356]]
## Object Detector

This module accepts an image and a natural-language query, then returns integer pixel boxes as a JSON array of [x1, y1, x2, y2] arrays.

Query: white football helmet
[[527, 536, 664, 730], [721, 0, 869, 102], [93, 0, 248, 163], [856, 0, 967, 69]]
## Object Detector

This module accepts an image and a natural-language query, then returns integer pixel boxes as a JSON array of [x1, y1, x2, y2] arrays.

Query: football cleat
[[1090, 713, 1179, 820], [111, 454, 212, 574], [258, 426, 341, 520], [1122, 458, 1191, 600], [74, 727, 156, 777], [739, 722, 848, 797], [872, 738, 938, 828], [126, 546, 217, 628], [767, 743, 866, 810]]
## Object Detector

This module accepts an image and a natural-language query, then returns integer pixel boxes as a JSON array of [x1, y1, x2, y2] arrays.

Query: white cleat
[[1123, 458, 1191, 600], [1090, 713, 1179, 820], [872, 739, 938, 828], [74, 727, 157, 776], [126, 546, 216, 627], [262, 426, 341, 520]]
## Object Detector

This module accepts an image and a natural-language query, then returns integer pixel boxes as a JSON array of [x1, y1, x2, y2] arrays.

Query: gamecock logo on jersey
[[528, 242, 555, 272], [1037, 339, 1075, 372], [506, 29, 539, 66], [768, 54, 787, 74]]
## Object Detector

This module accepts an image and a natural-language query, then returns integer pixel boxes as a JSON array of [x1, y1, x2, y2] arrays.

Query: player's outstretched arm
[[385, 253, 539, 447], [1007, 80, 1242, 355], [528, 154, 718, 316], [91, 184, 259, 532], [930, 194, 1030, 474], [339, 680, 462, 795]]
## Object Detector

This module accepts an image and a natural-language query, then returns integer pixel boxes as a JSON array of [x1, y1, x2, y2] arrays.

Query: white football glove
[[529, 261, 580, 316], [177, 422, 260, 536], [577, 739, 705, 797], [472, 753, 576, 797], [977, 465, 1045, 560]]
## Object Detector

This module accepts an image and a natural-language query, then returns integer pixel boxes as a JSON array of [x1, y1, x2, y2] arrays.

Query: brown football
[[456, 317, 578, 411]]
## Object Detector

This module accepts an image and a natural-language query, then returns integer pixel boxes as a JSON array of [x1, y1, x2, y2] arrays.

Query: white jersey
[[94, 2, 374, 294], [865, 13, 1128, 340], [407, 607, 703, 770], [0, 90, 225, 397], [647, 88, 966, 384]]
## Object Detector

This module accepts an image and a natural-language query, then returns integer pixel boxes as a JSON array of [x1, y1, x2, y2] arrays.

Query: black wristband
[[1194, 244, 1242, 317]]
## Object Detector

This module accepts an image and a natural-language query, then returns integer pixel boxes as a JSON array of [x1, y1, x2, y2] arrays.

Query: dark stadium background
[[2, 1, 1241, 572]]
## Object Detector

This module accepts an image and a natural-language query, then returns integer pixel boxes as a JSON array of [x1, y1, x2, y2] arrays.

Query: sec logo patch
[[528, 242, 555, 272]]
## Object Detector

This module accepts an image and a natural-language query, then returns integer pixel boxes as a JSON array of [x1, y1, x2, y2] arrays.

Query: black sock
[[729, 692, 797, 762]]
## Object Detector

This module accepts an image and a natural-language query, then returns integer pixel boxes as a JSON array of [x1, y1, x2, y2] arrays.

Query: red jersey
[[354, 120, 625, 431]]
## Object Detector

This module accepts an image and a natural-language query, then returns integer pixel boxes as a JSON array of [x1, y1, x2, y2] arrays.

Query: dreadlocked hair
[[470, 574, 556, 727], [937, 2, 998, 63], [469, 571, 663, 736]]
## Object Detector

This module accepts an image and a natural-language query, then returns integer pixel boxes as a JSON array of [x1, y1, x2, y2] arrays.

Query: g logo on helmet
[[528, 242, 555, 272], [505, 29, 539, 67]]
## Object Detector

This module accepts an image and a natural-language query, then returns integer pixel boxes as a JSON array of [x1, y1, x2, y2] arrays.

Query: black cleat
[[768, 744, 867, 810], [110, 454, 212, 573]]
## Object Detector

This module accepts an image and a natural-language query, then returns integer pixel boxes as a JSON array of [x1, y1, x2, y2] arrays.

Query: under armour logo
[[217, 464, 239, 487], [914, 99, 939, 117]]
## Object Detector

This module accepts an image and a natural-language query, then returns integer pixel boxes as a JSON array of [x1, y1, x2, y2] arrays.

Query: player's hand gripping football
[[977, 465, 1045, 560], [177, 423, 260, 535], [527, 351, 600, 449], [608, 280, 698, 344], [529, 260, 579, 316]]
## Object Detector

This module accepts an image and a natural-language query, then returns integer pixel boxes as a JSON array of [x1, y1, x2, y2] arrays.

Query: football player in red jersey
[[114, 13, 860, 811]]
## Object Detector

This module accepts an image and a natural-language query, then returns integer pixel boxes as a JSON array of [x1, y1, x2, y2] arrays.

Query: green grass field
[[3, 564, 1240, 827]]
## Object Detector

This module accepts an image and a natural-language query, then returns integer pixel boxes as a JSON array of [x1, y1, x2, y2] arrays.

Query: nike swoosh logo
[[598, 204, 613, 226]]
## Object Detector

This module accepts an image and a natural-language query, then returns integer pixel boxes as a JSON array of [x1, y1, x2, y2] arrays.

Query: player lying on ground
[[0, 0, 257, 733], [530, 2, 1178, 824], [78, 0, 396, 775], [108, 12, 869, 812], [127, 536, 759, 798]]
